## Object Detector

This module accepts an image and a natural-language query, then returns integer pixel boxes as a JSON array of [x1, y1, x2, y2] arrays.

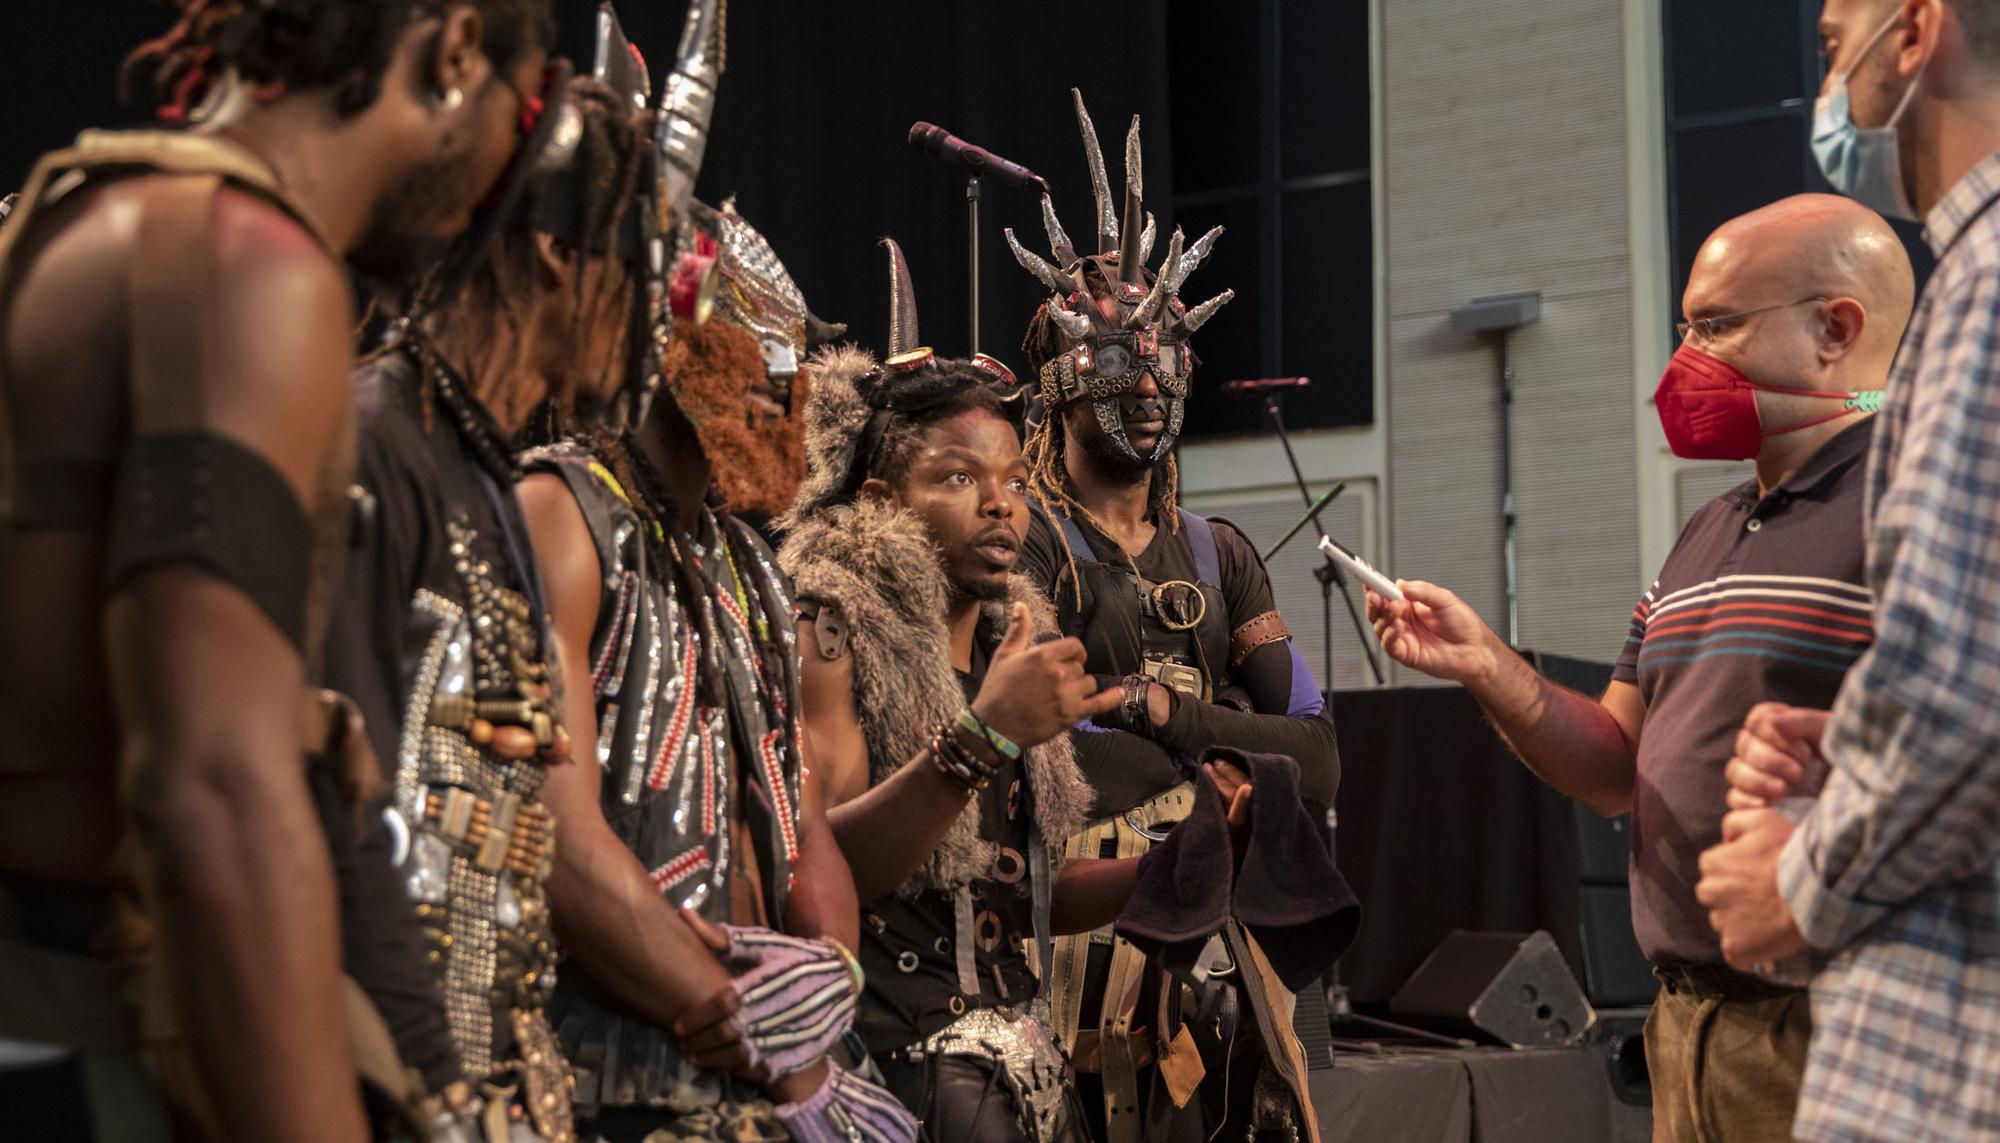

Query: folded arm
[[1780, 271, 2000, 949]]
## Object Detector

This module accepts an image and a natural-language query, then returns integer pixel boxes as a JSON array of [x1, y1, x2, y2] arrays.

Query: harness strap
[[1177, 508, 1220, 586]]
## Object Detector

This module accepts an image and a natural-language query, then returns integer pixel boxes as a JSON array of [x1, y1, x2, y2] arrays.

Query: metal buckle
[[1148, 579, 1207, 631]]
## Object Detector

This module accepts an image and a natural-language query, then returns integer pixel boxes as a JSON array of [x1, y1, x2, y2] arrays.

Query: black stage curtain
[[567, 0, 1173, 369], [1329, 686, 1588, 1004], [0, 0, 159, 190]]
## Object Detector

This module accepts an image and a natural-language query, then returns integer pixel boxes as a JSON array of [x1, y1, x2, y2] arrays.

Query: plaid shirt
[[1778, 153, 2000, 1142]]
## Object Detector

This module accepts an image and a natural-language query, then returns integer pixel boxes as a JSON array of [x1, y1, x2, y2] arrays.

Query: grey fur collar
[[779, 496, 1093, 895], [779, 342, 878, 533]]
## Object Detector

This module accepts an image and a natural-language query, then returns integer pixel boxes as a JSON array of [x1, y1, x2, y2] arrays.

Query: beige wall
[[1380, 0, 1642, 665], [1183, 0, 1680, 683]]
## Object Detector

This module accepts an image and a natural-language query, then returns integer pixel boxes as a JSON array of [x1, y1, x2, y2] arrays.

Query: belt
[[1654, 962, 1800, 1001], [420, 787, 554, 880]]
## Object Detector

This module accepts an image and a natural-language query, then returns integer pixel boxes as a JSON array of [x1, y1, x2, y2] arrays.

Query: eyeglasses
[[1675, 296, 1828, 345]]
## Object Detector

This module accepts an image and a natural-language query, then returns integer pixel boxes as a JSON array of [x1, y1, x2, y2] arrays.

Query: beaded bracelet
[[929, 723, 999, 793], [957, 707, 1023, 761], [939, 728, 999, 785]]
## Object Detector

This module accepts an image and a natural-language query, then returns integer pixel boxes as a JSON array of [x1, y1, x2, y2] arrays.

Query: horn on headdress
[[884, 237, 920, 358], [1072, 88, 1118, 250], [1048, 301, 1093, 340], [1007, 228, 1073, 296], [658, 0, 725, 224], [1127, 227, 1184, 329], [1180, 225, 1224, 280], [1041, 195, 1079, 266], [1181, 289, 1235, 333], [592, 3, 651, 110], [1117, 116, 1144, 284]]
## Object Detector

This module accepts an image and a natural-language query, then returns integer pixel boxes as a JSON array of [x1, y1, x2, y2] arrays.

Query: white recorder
[[1318, 535, 1403, 602]]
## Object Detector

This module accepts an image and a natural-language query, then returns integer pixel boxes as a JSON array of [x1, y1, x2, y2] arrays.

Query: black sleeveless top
[[854, 640, 1041, 1053]]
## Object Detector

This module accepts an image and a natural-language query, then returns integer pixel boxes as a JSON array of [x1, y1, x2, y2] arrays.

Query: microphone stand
[[965, 176, 982, 353], [1266, 407, 1463, 1052], [1260, 392, 1385, 686]]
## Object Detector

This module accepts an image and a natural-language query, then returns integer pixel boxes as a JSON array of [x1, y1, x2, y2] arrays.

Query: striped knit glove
[[774, 1064, 920, 1143], [712, 925, 863, 1080]]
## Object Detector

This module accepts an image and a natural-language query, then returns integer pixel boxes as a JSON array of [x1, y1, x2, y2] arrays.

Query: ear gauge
[[436, 87, 465, 113]]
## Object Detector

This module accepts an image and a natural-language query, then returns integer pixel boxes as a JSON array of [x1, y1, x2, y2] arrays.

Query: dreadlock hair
[[436, 76, 647, 440], [861, 365, 1012, 494], [122, 0, 554, 122]]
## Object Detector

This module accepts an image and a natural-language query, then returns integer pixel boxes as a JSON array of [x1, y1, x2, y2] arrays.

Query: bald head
[[1686, 193, 1915, 368]]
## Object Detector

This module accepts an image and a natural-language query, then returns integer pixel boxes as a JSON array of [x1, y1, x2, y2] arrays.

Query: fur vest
[[779, 497, 1093, 895]]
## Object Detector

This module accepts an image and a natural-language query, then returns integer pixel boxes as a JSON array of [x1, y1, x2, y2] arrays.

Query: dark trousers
[[878, 1052, 1089, 1143]]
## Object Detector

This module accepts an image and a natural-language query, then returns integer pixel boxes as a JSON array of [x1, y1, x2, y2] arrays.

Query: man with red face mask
[[1364, 193, 1912, 1143]]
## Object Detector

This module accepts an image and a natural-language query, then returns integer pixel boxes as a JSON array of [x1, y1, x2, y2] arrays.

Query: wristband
[[957, 707, 1022, 760], [1122, 673, 1155, 738], [930, 722, 1001, 793]]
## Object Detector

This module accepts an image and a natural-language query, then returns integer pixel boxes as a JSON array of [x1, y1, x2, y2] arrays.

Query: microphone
[[1219, 376, 1311, 397], [908, 122, 1050, 196]]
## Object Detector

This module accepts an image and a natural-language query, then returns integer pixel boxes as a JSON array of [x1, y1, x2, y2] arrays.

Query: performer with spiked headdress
[[1007, 91, 1357, 1143], [508, 7, 914, 1143], [781, 239, 1265, 1142]]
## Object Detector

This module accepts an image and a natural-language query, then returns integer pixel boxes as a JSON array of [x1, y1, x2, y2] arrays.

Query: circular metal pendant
[[1150, 580, 1207, 632], [974, 910, 1004, 953], [992, 846, 1026, 885]]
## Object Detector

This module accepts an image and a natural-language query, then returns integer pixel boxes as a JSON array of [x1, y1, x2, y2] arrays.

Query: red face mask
[[1653, 343, 1872, 461]]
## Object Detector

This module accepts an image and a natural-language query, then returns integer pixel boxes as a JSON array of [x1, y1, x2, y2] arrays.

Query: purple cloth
[[720, 925, 860, 1079], [774, 1063, 920, 1143]]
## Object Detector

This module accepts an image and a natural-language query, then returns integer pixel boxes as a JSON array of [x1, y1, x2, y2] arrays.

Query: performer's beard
[[663, 317, 809, 518], [350, 143, 483, 286], [958, 574, 1013, 604]]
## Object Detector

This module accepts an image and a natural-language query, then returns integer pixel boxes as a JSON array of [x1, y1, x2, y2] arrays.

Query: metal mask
[[1005, 89, 1235, 464], [661, 200, 832, 517]]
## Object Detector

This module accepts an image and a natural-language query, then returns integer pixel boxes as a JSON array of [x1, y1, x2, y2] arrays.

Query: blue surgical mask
[[1811, 10, 1927, 222]]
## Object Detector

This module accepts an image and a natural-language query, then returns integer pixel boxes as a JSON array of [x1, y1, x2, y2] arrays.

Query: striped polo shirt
[[1612, 416, 1874, 968]]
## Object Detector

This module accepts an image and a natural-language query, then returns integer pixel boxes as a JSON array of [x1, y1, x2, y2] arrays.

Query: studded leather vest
[[339, 352, 574, 1140], [524, 442, 803, 1113]]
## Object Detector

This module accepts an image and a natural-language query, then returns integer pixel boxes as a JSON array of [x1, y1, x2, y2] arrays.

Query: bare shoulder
[[518, 470, 588, 543], [183, 183, 354, 502]]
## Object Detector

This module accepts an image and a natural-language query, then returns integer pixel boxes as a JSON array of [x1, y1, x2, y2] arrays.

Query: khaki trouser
[[1644, 980, 1810, 1143]]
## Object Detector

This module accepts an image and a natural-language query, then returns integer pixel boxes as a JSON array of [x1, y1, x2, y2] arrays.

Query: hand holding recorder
[[1364, 577, 1511, 687]]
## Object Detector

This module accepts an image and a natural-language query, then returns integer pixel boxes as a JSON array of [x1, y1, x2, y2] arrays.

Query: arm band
[[103, 430, 313, 651]]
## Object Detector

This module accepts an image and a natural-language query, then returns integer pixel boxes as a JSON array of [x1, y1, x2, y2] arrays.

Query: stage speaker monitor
[[1389, 929, 1596, 1048]]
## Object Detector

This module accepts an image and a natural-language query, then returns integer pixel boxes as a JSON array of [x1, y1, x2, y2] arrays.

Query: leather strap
[[1224, 921, 1322, 1143], [1048, 782, 1196, 1143], [1175, 508, 1220, 586], [1230, 609, 1291, 668]]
